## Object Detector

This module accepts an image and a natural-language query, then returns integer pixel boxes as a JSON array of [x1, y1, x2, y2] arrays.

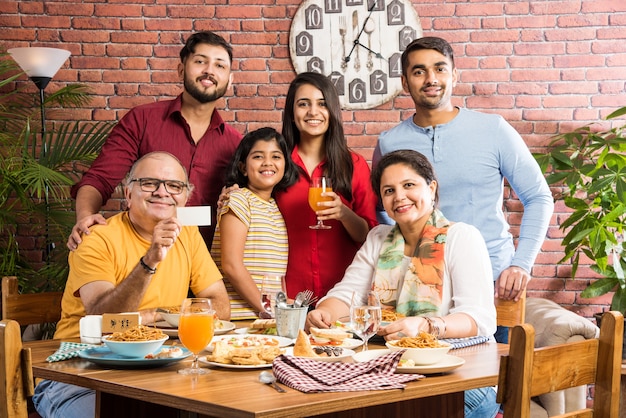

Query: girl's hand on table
[[305, 309, 332, 331]]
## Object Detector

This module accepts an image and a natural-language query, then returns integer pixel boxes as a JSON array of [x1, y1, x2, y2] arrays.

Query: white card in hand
[[177, 206, 211, 226]]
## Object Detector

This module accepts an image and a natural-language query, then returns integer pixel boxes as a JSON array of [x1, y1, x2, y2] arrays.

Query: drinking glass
[[259, 275, 285, 318], [350, 290, 381, 351], [308, 176, 333, 229], [177, 298, 215, 375]]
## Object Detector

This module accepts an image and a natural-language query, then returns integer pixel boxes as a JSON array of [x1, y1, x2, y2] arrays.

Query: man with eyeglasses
[[67, 31, 242, 251], [33, 152, 230, 418]]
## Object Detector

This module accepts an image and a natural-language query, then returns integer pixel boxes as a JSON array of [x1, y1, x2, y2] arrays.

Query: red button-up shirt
[[71, 94, 242, 246], [275, 147, 378, 300]]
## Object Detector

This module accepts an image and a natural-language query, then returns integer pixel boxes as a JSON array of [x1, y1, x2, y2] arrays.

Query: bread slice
[[293, 329, 318, 357], [309, 327, 351, 345], [250, 318, 276, 329]]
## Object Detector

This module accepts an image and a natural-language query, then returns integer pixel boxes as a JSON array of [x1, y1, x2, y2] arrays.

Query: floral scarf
[[372, 209, 450, 317]]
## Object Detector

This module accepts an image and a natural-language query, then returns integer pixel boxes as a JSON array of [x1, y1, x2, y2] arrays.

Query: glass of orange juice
[[308, 176, 333, 229], [178, 298, 214, 375]]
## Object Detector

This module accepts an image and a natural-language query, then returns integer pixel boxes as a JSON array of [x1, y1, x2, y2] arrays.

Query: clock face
[[289, 0, 423, 110]]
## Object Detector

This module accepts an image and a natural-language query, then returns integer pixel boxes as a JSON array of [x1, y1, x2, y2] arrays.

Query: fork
[[339, 16, 347, 71], [301, 290, 318, 307]]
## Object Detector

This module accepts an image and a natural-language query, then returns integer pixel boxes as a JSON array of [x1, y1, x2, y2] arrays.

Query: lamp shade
[[8, 47, 71, 78]]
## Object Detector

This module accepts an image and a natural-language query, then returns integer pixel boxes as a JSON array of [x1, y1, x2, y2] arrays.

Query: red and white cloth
[[272, 350, 422, 393]]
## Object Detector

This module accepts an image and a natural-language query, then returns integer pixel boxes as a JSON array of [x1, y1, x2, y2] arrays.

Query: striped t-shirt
[[211, 188, 288, 320]]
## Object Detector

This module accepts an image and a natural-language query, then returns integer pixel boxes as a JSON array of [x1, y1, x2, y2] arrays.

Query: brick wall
[[1, 0, 625, 316]]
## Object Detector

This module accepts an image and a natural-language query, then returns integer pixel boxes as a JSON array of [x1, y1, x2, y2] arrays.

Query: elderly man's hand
[[143, 218, 182, 266]]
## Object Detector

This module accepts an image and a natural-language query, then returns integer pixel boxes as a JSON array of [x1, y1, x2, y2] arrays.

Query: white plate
[[78, 346, 192, 368], [312, 338, 364, 350], [198, 355, 273, 369], [352, 350, 465, 374], [234, 327, 277, 336], [153, 320, 236, 337], [207, 334, 293, 351], [283, 347, 355, 362]]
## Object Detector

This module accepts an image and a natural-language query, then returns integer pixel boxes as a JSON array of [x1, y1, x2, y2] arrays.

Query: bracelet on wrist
[[140, 256, 157, 274]]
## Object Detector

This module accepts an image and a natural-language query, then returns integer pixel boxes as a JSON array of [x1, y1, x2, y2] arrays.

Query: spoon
[[259, 371, 286, 393], [275, 291, 288, 308], [293, 291, 305, 308]]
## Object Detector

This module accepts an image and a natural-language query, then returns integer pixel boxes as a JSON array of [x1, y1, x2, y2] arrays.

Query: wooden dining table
[[27, 328, 508, 418]]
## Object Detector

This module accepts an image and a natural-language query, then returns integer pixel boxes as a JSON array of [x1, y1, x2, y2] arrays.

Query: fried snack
[[394, 331, 446, 348], [107, 325, 166, 342], [293, 329, 318, 357], [381, 310, 406, 322], [207, 340, 283, 365]]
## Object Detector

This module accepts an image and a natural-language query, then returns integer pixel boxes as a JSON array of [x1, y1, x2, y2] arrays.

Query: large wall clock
[[289, 0, 423, 110]]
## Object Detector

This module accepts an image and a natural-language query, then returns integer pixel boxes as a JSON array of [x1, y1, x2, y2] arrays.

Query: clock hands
[[342, 2, 386, 71]]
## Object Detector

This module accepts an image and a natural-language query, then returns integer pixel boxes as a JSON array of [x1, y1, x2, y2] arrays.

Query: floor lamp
[[8, 47, 71, 262]]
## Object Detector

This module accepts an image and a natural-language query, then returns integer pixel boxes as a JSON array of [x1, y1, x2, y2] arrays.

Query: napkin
[[273, 350, 422, 393], [46, 341, 98, 362], [440, 335, 490, 349]]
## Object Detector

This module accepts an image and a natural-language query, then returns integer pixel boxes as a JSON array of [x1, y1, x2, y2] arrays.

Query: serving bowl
[[160, 312, 180, 327], [385, 340, 451, 365], [102, 335, 169, 358]]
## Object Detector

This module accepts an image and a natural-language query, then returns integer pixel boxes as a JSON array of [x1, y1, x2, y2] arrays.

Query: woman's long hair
[[282, 72, 354, 201]]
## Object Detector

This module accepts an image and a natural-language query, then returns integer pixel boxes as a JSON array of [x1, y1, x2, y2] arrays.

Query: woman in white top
[[306, 149, 498, 418]]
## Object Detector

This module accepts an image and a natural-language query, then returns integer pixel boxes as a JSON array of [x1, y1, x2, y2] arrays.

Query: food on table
[[107, 325, 166, 342], [293, 329, 345, 358], [398, 358, 416, 368], [293, 329, 319, 357], [392, 331, 447, 349], [381, 310, 406, 322], [207, 340, 283, 365], [144, 346, 184, 359], [309, 327, 351, 346], [248, 318, 277, 334]]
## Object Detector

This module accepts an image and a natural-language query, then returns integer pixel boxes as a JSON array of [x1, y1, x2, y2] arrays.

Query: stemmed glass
[[350, 290, 381, 351], [308, 176, 333, 229], [177, 298, 215, 375]]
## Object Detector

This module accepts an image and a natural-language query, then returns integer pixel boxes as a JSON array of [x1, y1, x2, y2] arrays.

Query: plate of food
[[207, 334, 293, 351], [286, 330, 355, 362], [199, 337, 286, 369], [78, 345, 192, 368], [308, 327, 363, 350], [234, 318, 277, 335]]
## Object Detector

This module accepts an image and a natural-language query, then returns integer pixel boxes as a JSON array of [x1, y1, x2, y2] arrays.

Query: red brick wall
[[2, 0, 625, 316]]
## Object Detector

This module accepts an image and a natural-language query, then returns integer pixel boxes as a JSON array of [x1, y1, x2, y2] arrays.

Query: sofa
[[523, 297, 600, 417]]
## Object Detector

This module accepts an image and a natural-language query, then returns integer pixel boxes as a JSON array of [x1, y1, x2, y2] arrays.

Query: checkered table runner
[[46, 341, 98, 362], [272, 350, 422, 393], [440, 335, 490, 349]]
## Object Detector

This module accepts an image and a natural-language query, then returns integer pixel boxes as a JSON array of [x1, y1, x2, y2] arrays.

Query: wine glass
[[259, 275, 285, 318], [308, 176, 333, 229], [177, 298, 215, 375], [350, 290, 382, 351]]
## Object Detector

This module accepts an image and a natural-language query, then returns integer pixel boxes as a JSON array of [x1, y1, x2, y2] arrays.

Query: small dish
[[102, 335, 168, 358], [352, 349, 465, 374]]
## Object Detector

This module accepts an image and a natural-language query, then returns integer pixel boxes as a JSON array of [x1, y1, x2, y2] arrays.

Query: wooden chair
[[0, 319, 35, 418], [2, 276, 63, 326], [496, 310, 624, 418], [495, 288, 526, 341]]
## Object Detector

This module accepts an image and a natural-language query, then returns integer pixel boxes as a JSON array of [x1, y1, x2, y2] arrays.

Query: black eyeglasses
[[129, 178, 188, 195]]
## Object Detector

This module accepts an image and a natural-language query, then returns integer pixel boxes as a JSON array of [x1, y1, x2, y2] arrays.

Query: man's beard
[[184, 75, 228, 104]]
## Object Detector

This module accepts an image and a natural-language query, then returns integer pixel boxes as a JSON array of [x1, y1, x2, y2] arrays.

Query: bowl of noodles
[[102, 325, 169, 358], [385, 332, 451, 365]]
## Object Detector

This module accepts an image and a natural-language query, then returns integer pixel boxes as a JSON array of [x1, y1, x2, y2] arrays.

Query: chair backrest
[[496, 310, 624, 418], [2, 276, 63, 326], [0, 319, 34, 418], [495, 289, 526, 339]]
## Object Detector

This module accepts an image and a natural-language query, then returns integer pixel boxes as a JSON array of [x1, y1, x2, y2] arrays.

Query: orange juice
[[308, 187, 333, 213], [178, 313, 214, 354]]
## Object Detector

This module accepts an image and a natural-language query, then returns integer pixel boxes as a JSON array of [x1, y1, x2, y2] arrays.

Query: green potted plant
[[535, 106, 626, 354], [0, 53, 113, 295]]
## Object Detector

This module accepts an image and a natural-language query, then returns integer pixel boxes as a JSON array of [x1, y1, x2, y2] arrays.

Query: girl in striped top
[[211, 128, 298, 320]]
